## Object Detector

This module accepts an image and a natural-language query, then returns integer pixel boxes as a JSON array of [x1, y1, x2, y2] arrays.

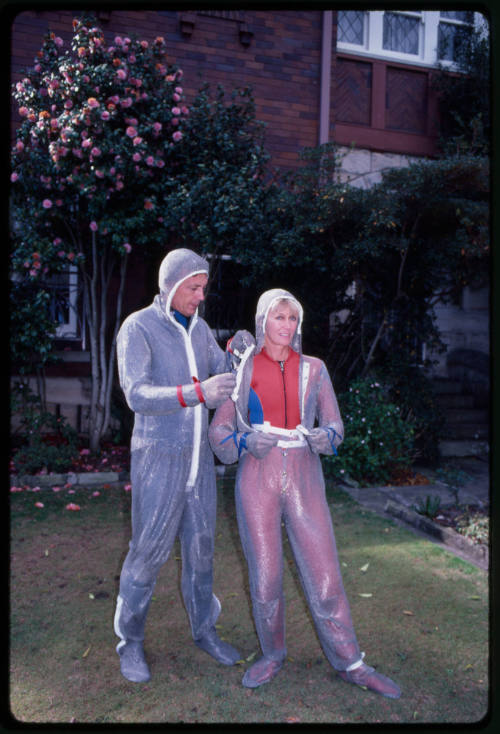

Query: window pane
[[438, 22, 470, 61], [440, 11, 473, 23], [338, 10, 365, 45], [383, 12, 420, 55]]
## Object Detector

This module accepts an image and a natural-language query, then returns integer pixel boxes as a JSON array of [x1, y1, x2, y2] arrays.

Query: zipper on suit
[[279, 360, 288, 428]]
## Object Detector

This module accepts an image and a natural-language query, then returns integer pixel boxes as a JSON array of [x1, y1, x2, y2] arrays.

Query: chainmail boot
[[338, 658, 401, 699]]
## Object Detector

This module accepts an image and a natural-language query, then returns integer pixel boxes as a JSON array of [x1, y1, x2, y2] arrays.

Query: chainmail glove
[[200, 372, 237, 409], [229, 330, 255, 359], [305, 427, 331, 455], [245, 432, 278, 459]]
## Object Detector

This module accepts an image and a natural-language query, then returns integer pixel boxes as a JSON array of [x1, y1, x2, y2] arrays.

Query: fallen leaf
[[464, 664, 474, 670], [82, 646, 91, 658], [358, 593, 373, 598], [403, 610, 414, 616], [89, 593, 95, 599], [359, 563, 370, 573], [246, 651, 257, 662], [285, 717, 300, 723]]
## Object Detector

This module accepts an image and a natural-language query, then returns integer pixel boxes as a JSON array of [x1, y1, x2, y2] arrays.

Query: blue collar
[[173, 309, 190, 330]]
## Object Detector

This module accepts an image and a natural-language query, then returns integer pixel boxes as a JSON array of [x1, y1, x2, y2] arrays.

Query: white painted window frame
[[337, 10, 482, 70]]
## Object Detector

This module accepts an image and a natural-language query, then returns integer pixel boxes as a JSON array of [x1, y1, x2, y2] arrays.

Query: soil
[[432, 504, 488, 544]]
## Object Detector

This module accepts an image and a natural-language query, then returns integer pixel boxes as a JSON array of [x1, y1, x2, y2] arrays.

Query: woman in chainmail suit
[[209, 288, 401, 698]]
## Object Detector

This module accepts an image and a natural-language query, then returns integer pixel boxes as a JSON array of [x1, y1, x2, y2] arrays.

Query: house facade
[[10, 8, 489, 450]]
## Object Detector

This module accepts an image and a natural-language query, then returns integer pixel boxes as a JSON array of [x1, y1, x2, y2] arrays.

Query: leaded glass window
[[337, 10, 365, 46], [383, 12, 421, 55]]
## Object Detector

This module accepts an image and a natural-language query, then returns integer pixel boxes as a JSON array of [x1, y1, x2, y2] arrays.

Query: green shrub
[[413, 494, 442, 519], [11, 382, 79, 475], [323, 377, 415, 486]]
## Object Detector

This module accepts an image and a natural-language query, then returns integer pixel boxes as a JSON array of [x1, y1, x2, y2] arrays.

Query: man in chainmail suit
[[114, 248, 251, 682]]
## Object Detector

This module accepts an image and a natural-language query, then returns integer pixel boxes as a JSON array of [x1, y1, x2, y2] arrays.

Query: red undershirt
[[250, 347, 301, 429]]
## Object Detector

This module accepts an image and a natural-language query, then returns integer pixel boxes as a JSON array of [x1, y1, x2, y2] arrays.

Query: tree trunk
[[82, 232, 129, 453]]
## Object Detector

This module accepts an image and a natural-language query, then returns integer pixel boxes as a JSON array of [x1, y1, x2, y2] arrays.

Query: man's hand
[[201, 372, 237, 409], [245, 432, 278, 459]]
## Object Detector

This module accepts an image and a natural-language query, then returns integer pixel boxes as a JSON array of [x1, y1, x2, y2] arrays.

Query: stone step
[[443, 408, 489, 424], [439, 440, 489, 458], [442, 423, 489, 440], [432, 378, 463, 395], [436, 393, 476, 409]]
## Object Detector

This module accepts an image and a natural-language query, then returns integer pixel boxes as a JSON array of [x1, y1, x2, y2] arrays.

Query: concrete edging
[[10, 471, 129, 487], [384, 498, 488, 567]]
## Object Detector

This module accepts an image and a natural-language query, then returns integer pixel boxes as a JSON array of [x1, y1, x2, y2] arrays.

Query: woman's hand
[[245, 432, 278, 459]]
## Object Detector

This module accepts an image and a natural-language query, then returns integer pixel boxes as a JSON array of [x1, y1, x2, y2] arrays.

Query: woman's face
[[264, 301, 299, 350]]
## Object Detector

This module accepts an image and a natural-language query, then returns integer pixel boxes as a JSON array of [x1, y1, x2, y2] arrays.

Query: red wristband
[[177, 384, 187, 408], [192, 376, 205, 403]]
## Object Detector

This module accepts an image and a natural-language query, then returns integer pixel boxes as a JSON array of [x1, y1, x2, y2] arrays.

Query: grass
[[9, 475, 489, 725]]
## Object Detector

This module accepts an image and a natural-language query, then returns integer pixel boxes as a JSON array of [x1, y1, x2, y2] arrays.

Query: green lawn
[[9, 477, 489, 725]]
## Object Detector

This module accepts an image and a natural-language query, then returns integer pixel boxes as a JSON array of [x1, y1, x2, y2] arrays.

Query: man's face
[[170, 273, 208, 317]]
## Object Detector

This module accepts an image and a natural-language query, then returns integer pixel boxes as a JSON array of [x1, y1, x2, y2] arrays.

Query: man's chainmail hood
[[255, 288, 303, 355], [158, 248, 209, 314]]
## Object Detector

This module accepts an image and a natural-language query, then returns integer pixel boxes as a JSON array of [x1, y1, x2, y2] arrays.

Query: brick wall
[[10, 8, 326, 170]]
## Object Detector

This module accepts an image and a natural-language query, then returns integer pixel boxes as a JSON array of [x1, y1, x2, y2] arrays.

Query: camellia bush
[[322, 377, 416, 486], [11, 17, 189, 450]]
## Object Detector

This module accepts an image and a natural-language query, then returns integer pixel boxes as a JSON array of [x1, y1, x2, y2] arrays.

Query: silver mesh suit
[[209, 289, 401, 697], [114, 248, 238, 675]]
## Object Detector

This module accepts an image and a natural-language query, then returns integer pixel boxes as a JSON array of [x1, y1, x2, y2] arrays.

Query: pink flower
[[10, 486, 23, 493], [124, 483, 132, 492], [171, 107, 181, 116], [114, 36, 123, 45], [175, 86, 183, 94], [144, 199, 154, 210], [35, 502, 44, 508], [10, 172, 19, 182], [82, 139, 92, 149], [133, 136, 143, 146], [67, 252, 75, 261], [121, 97, 133, 108], [101, 111, 110, 121], [65, 503, 81, 511], [95, 170, 104, 178], [152, 122, 162, 134], [116, 69, 127, 80], [87, 97, 99, 108], [172, 131, 183, 142], [173, 93, 181, 103], [146, 156, 154, 166], [116, 181, 124, 190], [57, 250, 65, 257], [171, 118, 179, 126], [91, 147, 101, 157], [92, 491, 100, 497], [126, 126, 137, 138], [156, 159, 165, 168], [16, 141, 24, 152], [90, 221, 98, 232], [42, 199, 52, 208], [123, 242, 132, 253], [54, 36, 63, 47]]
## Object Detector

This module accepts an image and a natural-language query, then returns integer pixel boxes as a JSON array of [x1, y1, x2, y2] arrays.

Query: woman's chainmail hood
[[255, 288, 303, 355]]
